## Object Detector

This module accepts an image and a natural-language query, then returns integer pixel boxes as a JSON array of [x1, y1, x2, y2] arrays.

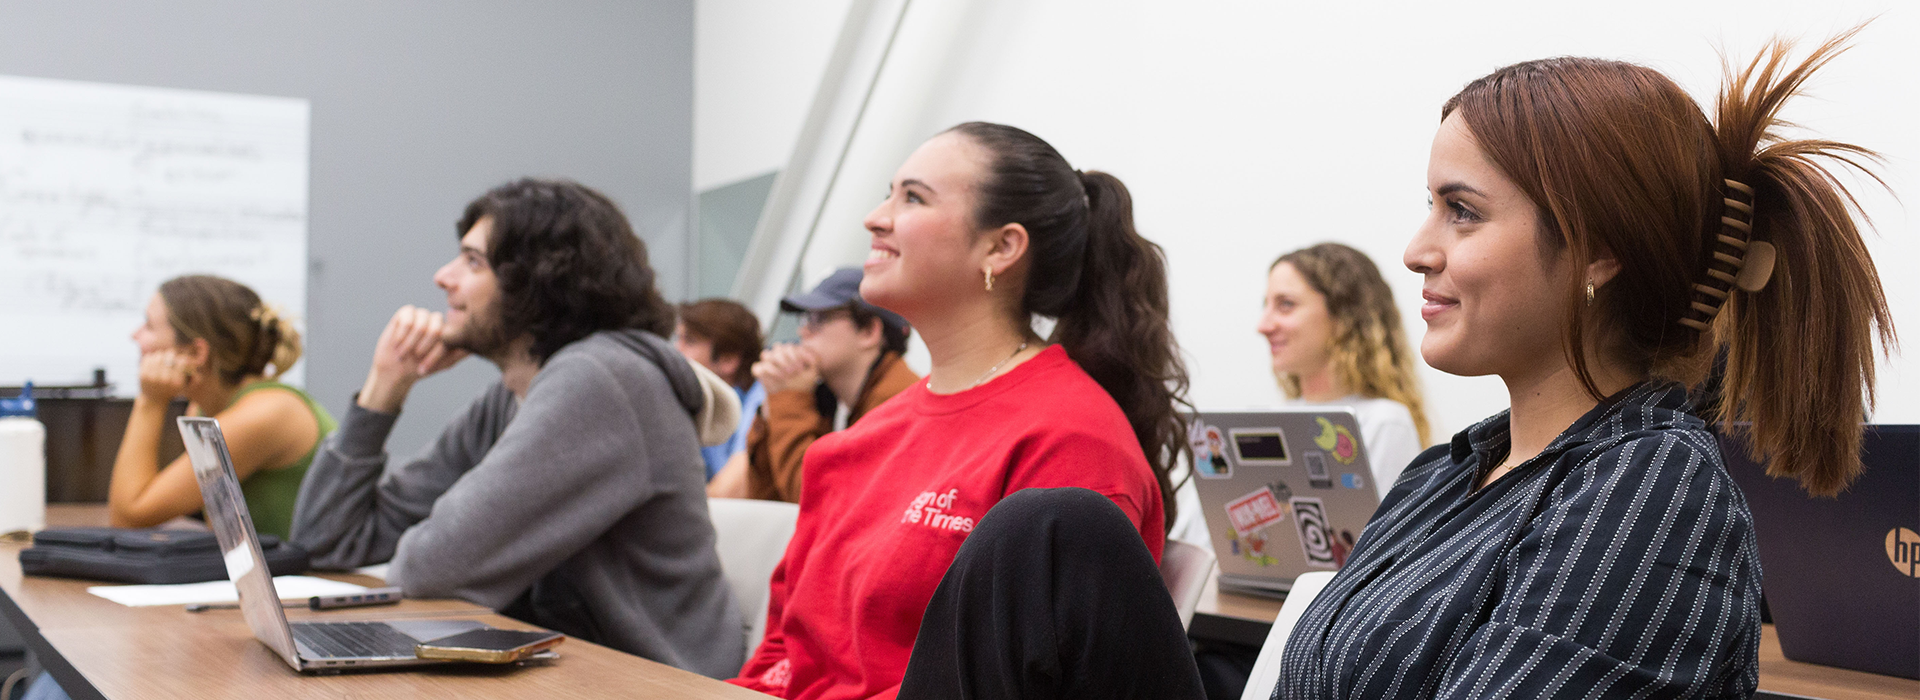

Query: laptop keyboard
[[290, 621, 420, 659]]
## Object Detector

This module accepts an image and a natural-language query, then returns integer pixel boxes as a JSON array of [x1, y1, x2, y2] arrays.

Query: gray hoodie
[[290, 329, 745, 678]]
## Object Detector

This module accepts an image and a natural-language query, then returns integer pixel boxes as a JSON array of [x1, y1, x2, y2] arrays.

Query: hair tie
[[248, 304, 276, 334], [1678, 178, 1776, 332]]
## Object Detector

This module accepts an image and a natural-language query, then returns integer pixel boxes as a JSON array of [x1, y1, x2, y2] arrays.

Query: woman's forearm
[[106, 396, 173, 527]]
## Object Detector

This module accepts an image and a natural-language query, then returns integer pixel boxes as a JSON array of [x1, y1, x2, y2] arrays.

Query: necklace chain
[[971, 341, 1031, 388]]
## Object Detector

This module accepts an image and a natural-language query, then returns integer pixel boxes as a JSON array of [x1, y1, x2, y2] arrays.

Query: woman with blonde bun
[[109, 275, 334, 539]]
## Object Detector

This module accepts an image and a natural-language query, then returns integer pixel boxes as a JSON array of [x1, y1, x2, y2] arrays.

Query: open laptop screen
[[177, 416, 302, 668]]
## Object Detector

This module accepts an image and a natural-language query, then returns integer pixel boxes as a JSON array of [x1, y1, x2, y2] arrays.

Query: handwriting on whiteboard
[[0, 75, 309, 392]]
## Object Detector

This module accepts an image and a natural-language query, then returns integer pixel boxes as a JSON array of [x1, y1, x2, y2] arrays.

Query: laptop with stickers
[[1188, 409, 1381, 596]]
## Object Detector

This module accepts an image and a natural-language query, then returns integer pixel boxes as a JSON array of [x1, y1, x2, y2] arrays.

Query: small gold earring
[[1585, 280, 1596, 306], [984, 267, 995, 292]]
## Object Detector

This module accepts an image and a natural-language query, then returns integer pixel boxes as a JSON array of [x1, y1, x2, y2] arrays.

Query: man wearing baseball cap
[[712, 267, 919, 503]]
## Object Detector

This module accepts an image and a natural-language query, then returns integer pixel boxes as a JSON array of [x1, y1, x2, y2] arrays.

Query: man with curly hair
[[290, 179, 745, 678]]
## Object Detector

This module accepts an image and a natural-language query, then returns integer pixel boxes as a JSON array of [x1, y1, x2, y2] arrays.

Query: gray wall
[[0, 1, 694, 457]]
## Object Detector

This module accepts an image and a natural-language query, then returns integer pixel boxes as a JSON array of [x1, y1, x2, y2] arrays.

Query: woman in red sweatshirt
[[729, 122, 1193, 699]]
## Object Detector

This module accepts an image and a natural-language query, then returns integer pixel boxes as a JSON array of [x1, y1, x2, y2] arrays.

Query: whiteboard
[[0, 75, 310, 395]]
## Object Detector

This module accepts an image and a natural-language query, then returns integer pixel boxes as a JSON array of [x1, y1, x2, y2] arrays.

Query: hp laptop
[[1189, 409, 1381, 595], [1720, 424, 1920, 680], [178, 416, 491, 671]]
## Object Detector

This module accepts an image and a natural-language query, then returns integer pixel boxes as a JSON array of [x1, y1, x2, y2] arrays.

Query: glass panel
[[697, 171, 779, 299]]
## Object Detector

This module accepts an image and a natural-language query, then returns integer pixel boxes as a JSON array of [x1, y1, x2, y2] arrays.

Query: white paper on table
[[87, 576, 367, 607]]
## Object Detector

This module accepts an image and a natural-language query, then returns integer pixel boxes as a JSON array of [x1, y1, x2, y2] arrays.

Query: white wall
[[694, 0, 854, 190], [701, 0, 1918, 443]]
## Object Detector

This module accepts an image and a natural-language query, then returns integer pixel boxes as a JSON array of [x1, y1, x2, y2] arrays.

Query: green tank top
[[230, 381, 337, 540]]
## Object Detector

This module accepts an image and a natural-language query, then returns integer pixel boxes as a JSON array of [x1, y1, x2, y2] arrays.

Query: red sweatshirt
[[729, 345, 1166, 700]]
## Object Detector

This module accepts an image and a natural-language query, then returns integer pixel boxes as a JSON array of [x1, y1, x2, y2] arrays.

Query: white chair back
[[1159, 538, 1217, 630], [1240, 570, 1337, 700], [706, 497, 801, 659]]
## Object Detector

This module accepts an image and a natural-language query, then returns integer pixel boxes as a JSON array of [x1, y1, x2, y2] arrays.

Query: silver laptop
[[1189, 409, 1382, 595], [178, 416, 490, 671]]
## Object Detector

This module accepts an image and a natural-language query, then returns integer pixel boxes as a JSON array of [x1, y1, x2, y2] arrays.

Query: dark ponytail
[[947, 122, 1192, 529]]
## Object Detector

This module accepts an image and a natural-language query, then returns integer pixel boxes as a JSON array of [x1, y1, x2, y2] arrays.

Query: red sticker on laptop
[[1225, 487, 1286, 537]]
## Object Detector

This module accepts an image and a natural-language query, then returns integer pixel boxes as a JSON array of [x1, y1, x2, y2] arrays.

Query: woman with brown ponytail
[[109, 275, 335, 539], [896, 31, 1893, 700], [728, 122, 1191, 699]]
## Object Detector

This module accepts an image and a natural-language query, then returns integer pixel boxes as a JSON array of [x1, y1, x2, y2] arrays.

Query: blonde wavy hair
[[1272, 243, 1431, 446], [158, 275, 303, 385]]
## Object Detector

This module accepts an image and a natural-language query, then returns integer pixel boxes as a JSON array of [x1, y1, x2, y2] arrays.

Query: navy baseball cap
[[780, 267, 909, 333]]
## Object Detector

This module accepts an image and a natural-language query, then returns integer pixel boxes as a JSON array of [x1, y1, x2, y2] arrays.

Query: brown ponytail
[[158, 275, 305, 385], [1442, 28, 1893, 496], [1710, 30, 1894, 496], [947, 122, 1192, 530]]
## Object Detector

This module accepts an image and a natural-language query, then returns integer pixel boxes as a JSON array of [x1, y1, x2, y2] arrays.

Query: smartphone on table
[[414, 628, 566, 663]]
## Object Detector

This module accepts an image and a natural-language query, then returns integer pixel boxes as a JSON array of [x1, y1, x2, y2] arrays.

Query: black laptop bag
[[18, 527, 309, 584]]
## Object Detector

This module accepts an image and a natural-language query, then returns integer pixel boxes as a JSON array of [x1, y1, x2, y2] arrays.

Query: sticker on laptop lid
[[1225, 486, 1286, 537], [1290, 496, 1337, 569], [1229, 426, 1290, 466], [1312, 416, 1359, 464], [1340, 472, 1366, 490], [1267, 479, 1293, 504], [1190, 421, 1233, 479], [1227, 529, 1280, 567], [1331, 529, 1357, 568], [1304, 452, 1334, 489]]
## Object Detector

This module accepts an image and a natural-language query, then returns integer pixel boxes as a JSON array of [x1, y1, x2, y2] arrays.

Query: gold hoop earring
[[1585, 280, 1596, 306], [984, 267, 995, 292]]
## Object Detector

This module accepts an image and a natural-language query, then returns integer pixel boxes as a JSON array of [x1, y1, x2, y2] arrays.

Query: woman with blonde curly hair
[[109, 275, 334, 539], [1258, 242, 1430, 495]]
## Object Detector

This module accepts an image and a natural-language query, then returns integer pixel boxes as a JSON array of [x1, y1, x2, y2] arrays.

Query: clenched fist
[[357, 305, 469, 413]]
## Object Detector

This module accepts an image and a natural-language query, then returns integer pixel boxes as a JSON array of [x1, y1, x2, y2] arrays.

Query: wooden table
[[2, 506, 767, 699], [1191, 570, 1920, 700]]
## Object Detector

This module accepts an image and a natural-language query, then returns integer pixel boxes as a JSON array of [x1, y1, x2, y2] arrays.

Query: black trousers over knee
[[898, 487, 1206, 700]]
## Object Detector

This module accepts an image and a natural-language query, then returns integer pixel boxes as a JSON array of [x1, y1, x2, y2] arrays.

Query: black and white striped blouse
[[1275, 382, 1762, 699]]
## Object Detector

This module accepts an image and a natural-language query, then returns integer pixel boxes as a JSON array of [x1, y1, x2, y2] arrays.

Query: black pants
[[898, 487, 1207, 700]]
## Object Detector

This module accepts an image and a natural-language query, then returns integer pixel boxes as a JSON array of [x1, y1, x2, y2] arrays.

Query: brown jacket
[[745, 351, 920, 503]]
